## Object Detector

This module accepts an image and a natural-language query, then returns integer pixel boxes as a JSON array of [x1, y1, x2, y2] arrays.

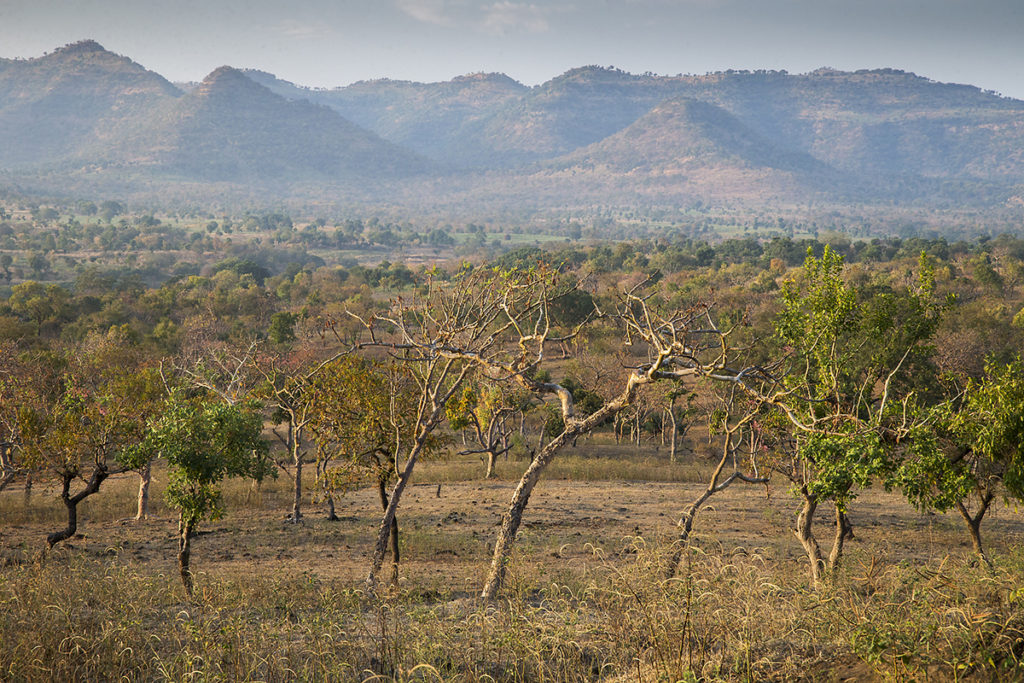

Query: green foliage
[[773, 246, 947, 519], [892, 413, 973, 513], [267, 311, 298, 344], [446, 384, 478, 432], [307, 356, 442, 489], [19, 348, 162, 477], [800, 431, 887, 511], [126, 394, 270, 527], [951, 357, 1024, 499]]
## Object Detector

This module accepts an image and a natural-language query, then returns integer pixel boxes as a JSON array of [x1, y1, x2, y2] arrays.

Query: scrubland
[[2, 446, 1022, 682]]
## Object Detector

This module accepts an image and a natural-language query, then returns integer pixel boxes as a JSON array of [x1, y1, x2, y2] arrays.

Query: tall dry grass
[[2, 535, 1023, 681], [2, 448, 1023, 681]]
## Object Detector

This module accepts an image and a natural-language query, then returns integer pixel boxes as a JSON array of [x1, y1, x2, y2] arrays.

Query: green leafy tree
[[267, 311, 298, 345], [447, 380, 531, 479], [125, 394, 270, 595], [771, 247, 945, 583], [899, 358, 1024, 568]]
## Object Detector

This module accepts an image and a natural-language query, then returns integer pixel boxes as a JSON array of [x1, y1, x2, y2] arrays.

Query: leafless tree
[[665, 384, 769, 577]]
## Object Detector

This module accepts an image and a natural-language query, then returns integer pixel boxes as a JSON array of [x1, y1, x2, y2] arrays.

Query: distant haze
[[0, 0, 1022, 98]]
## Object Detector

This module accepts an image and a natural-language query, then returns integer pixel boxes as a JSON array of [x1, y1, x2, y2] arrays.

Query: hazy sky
[[1, 0, 1022, 97]]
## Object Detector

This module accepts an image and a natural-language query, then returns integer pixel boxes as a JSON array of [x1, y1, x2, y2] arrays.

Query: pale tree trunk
[[289, 424, 304, 523], [795, 488, 825, 585], [956, 493, 994, 570], [668, 406, 678, 464], [291, 455, 303, 522], [0, 444, 17, 493], [482, 375, 644, 600], [484, 449, 498, 479], [317, 460, 339, 521], [135, 463, 151, 520], [178, 515, 194, 596]]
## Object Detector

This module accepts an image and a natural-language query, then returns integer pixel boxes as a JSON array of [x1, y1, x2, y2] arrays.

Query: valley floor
[[2, 453, 1023, 681]]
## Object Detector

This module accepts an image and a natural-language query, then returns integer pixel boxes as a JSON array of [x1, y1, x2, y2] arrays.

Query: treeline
[[1, 211, 1023, 605]]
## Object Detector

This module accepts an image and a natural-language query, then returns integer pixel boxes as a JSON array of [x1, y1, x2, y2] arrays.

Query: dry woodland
[[1, 200, 1024, 681]]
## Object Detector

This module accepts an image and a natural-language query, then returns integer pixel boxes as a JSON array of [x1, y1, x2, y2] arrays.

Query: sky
[[0, 0, 1022, 98]]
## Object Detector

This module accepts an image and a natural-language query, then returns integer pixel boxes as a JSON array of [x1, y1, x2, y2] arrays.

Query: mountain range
[[2, 40, 1023, 211]]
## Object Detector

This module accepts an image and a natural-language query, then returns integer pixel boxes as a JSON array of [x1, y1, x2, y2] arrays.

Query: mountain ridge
[[1, 41, 1023, 210]]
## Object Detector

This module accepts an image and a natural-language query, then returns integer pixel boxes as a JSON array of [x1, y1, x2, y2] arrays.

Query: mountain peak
[[53, 39, 109, 56], [452, 72, 522, 87], [202, 65, 248, 84], [195, 66, 268, 99]]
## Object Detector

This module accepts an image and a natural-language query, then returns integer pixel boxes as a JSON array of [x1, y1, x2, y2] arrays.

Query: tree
[[19, 343, 162, 549], [479, 279, 764, 599], [0, 342, 31, 493], [268, 311, 298, 344], [768, 247, 945, 583], [253, 344, 345, 523], [338, 266, 582, 591], [948, 359, 1024, 566], [666, 383, 768, 577], [307, 356, 438, 585], [899, 358, 1024, 568], [125, 394, 270, 595], [347, 265, 773, 598], [447, 380, 530, 479]]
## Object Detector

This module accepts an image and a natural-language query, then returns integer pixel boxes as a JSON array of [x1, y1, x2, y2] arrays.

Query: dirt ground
[[3, 461, 1020, 594]]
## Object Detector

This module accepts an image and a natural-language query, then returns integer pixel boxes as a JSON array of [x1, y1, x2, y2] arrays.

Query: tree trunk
[[0, 444, 16, 493], [46, 466, 109, 549], [377, 478, 400, 586], [366, 435, 432, 590], [668, 406, 678, 464], [956, 495, 993, 569], [482, 374, 644, 600], [827, 505, 854, 573], [135, 463, 151, 520], [325, 494, 339, 521], [178, 515, 194, 596], [289, 426, 303, 523], [794, 488, 825, 585], [665, 432, 767, 579], [485, 449, 497, 479]]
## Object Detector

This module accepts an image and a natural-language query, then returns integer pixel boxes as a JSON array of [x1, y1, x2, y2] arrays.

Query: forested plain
[[1, 197, 1024, 681]]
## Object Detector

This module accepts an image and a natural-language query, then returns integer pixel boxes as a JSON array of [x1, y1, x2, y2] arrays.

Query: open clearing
[[2, 449, 1024, 681]]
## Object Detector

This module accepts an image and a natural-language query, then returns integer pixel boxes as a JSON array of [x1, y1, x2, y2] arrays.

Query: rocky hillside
[[1, 42, 1023, 208]]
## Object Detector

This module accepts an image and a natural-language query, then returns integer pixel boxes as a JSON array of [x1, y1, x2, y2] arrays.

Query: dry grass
[[2, 449, 1024, 681]]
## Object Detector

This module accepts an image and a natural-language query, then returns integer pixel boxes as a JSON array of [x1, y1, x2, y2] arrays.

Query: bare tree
[[252, 345, 346, 523], [665, 384, 769, 577], [479, 282, 767, 599], [447, 380, 531, 479]]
